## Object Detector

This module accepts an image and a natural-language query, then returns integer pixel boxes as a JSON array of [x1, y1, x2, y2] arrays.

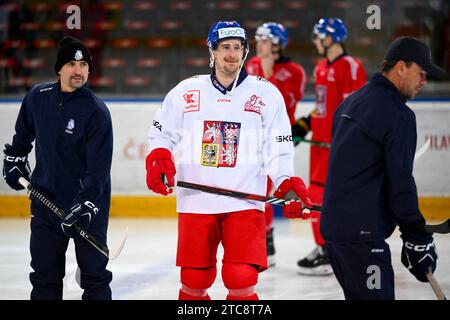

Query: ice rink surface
[[0, 217, 448, 300]]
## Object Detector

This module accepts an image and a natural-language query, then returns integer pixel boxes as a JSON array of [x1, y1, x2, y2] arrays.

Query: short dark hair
[[381, 60, 413, 73]]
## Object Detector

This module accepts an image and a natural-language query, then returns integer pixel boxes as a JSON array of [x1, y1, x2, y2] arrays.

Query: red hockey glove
[[145, 148, 176, 196], [283, 200, 312, 219], [273, 177, 313, 219]]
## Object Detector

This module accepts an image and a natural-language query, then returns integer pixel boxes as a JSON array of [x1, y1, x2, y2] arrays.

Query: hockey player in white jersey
[[145, 21, 313, 300]]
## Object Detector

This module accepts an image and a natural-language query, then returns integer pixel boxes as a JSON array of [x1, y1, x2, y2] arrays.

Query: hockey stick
[[72, 226, 128, 287], [426, 269, 447, 300], [293, 137, 330, 148], [18, 177, 127, 260], [176, 181, 450, 226], [414, 137, 430, 162], [425, 219, 450, 234], [176, 180, 322, 212], [292, 137, 431, 159]]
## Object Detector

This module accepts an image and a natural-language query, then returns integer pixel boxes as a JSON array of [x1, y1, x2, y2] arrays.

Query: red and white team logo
[[327, 68, 335, 82], [244, 95, 265, 114], [274, 68, 292, 82], [201, 121, 241, 168], [183, 90, 200, 113], [314, 85, 327, 118]]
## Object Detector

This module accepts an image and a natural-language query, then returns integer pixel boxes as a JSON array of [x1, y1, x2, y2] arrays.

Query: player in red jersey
[[292, 18, 366, 275], [246, 22, 307, 267]]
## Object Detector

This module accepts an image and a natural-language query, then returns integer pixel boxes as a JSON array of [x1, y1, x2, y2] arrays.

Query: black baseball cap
[[384, 36, 447, 79]]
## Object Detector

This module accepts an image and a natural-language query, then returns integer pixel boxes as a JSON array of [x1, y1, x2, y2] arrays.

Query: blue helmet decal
[[255, 22, 289, 49], [313, 17, 347, 43], [207, 21, 249, 50]]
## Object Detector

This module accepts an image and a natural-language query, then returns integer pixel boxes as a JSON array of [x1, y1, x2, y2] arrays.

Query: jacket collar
[[327, 53, 347, 66], [54, 80, 89, 97], [371, 73, 407, 103], [210, 68, 248, 95], [276, 56, 291, 64]]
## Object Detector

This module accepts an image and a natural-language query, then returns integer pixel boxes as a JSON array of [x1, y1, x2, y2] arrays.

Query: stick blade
[[425, 219, 450, 234], [109, 226, 128, 260]]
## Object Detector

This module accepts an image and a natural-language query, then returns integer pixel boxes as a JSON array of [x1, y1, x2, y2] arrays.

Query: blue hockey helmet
[[207, 21, 249, 51], [313, 18, 347, 43], [255, 22, 289, 49]]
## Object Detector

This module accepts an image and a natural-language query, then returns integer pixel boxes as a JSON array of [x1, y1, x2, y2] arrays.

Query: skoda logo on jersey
[[74, 50, 83, 61], [65, 119, 75, 134], [218, 27, 245, 39]]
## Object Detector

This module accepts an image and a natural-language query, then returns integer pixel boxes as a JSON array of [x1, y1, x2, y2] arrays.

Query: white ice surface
[[0, 218, 448, 300]]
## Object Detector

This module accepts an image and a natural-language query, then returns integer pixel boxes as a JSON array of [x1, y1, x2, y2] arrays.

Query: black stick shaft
[[293, 137, 331, 148], [425, 219, 450, 234], [19, 178, 109, 258], [177, 181, 322, 212], [426, 270, 447, 300]]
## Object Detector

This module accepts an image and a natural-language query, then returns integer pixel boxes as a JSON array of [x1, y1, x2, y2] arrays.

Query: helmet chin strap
[[208, 47, 215, 68], [227, 48, 249, 97], [320, 38, 330, 57]]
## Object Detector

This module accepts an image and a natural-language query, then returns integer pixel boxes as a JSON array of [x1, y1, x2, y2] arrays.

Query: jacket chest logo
[[65, 118, 75, 134]]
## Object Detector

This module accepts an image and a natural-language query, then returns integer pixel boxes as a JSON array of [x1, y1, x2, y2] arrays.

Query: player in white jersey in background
[[145, 21, 313, 300]]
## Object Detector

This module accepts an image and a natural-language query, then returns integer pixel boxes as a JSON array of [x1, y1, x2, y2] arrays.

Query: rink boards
[[0, 99, 449, 219]]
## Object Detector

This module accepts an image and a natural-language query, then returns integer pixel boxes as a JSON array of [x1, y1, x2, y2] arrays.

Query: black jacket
[[320, 73, 424, 243], [12, 81, 113, 215]]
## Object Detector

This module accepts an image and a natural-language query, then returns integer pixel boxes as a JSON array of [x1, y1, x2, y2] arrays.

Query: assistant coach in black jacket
[[320, 37, 447, 299], [2, 37, 113, 299]]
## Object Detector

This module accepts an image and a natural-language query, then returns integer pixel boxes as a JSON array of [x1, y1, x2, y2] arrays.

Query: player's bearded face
[[59, 61, 89, 92], [214, 39, 244, 76]]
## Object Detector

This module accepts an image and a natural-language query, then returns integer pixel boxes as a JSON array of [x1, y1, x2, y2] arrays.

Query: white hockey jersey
[[148, 73, 294, 213]]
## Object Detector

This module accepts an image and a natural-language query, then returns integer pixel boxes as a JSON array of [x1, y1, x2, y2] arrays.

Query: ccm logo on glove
[[404, 241, 435, 252], [5, 155, 27, 162], [71, 200, 99, 222]]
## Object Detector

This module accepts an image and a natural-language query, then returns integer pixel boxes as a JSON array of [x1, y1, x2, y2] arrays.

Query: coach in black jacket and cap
[[320, 36, 447, 299], [2, 36, 113, 299]]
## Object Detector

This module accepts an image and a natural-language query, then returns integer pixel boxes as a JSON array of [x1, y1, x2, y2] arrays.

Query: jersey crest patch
[[327, 68, 335, 81], [274, 68, 292, 81], [314, 85, 327, 118], [244, 95, 265, 115], [201, 121, 241, 167], [183, 90, 200, 113]]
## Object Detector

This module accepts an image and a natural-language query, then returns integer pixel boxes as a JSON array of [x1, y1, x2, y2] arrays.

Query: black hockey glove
[[291, 115, 311, 146], [2, 143, 31, 190], [400, 219, 438, 282], [61, 198, 99, 237]]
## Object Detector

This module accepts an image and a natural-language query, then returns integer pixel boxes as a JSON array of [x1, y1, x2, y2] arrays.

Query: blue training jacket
[[320, 73, 423, 243], [12, 81, 113, 215]]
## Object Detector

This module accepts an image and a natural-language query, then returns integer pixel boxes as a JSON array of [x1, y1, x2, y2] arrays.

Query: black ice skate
[[297, 246, 333, 276]]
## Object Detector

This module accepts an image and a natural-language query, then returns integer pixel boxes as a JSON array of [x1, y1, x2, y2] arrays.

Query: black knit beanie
[[54, 36, 92, 74]]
